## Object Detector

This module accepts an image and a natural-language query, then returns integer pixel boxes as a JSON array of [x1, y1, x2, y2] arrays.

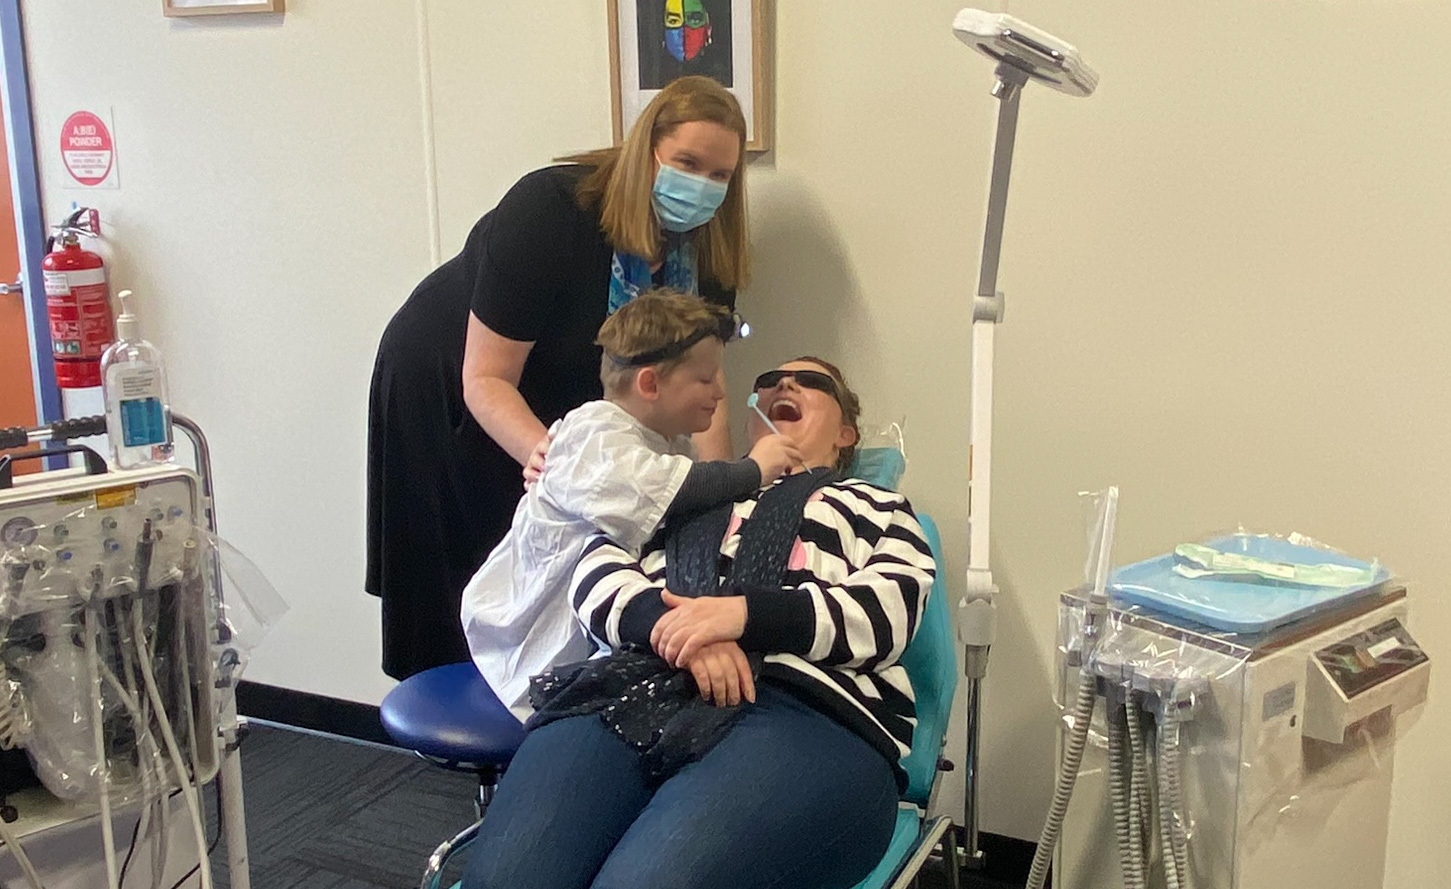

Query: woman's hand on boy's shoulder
[[521, 426, 555, 491]]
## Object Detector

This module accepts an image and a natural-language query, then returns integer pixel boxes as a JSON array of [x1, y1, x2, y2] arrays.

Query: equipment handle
[[47, 415, 108, 442], [0, 415, 108, 450], [0, 445, 108, 489]]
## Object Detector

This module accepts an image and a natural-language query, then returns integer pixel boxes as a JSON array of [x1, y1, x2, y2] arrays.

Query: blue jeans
[[460, 685, 900, 889]]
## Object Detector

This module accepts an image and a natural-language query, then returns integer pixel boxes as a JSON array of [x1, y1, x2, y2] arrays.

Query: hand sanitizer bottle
[[100, 290, 174, 468]]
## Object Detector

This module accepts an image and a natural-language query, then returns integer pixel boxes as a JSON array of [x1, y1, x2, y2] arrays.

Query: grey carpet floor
[[202, 722, 477, 889], [195, 723, 1023, 889]]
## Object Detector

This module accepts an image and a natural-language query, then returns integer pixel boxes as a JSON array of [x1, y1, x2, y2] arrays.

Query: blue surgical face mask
[[652, 160, 730, 232]]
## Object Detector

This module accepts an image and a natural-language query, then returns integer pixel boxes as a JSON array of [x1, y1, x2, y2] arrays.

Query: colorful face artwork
[[664, 0, 712, 63]]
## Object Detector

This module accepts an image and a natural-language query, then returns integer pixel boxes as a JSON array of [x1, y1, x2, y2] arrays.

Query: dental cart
[[1053, 546, 1429, 889], [0, 415, 250, 889]]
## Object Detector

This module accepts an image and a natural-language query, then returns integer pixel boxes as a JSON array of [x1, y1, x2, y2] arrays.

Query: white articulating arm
[[951, 7, 1098, 869], [957, 60, 1024, 867]]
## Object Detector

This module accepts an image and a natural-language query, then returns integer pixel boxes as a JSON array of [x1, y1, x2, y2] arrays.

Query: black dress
[[366, 165, 734, 679]]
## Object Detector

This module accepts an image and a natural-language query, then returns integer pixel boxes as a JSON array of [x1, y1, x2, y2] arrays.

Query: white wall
[[15, 1, 1450, 882], [994, 3, 1451, 882], [21, 1, 435, 705], [426, 2, 614, 258]]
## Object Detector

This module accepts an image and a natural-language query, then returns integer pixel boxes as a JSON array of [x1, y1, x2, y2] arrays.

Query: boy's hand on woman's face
[[747, 433, 801, 484]]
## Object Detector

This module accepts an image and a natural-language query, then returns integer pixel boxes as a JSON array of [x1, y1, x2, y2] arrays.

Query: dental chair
[[381, 449, 962, 889]]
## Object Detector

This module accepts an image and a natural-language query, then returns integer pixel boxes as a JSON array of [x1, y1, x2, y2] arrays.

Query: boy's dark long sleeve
[[662, 458, 761, 521]]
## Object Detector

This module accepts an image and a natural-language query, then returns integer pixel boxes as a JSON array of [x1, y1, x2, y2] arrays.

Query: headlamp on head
[[607, 311, 749, 368]]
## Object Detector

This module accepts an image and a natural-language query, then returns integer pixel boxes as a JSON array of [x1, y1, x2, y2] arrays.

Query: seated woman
[[461, 357, 937, 889]]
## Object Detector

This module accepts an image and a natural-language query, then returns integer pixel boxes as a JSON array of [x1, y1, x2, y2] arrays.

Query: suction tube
[[1125, 693, 1154, 877], [93, 592, 177, 889], [1026, 487, 1119, 889], [1026, 664, 1097, 889], [1101, 661, 1146, 889], [1158, 718, 1192, 888], [83, 569, 121, 889], [130, 602, 212, 889], [0, 815, 45, 889]]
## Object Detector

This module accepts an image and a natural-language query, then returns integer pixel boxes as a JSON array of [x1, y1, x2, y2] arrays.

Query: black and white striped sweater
[[570, 477, 937, 774]]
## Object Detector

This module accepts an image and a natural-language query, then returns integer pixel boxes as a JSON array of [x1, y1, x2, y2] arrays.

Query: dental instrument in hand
[[746, 393, 782, 435], [746, 393, 808, 473]]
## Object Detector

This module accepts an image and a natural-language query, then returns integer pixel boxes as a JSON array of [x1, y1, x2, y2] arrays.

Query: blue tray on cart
[[1109, 534, 1390, 635]]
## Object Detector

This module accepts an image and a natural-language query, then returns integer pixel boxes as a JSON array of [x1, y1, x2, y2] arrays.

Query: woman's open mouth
[[768, 399, 802, 423]]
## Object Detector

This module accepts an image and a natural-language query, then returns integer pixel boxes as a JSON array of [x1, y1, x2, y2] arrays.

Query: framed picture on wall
[[609, 0, 773, 152], [163, 0, 284, 16]]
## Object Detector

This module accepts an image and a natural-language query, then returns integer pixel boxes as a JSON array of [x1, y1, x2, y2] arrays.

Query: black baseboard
[[238, 680, 1038, 886], [973, 830, 1039, 886], [236, 680, 397, 747]]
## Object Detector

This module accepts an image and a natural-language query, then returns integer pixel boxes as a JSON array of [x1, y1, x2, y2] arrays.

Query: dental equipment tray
[[1108, 535, 1391, 635], [0, 459, 220, 803]]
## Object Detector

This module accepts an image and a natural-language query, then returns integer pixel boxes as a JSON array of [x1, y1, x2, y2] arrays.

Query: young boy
[[460, 290, 800, 721]]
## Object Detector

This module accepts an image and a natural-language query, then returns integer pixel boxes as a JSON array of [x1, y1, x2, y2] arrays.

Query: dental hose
[[1105, 689, 1146, 889], [1105, 701, 1133, 886], [131, 600, 212, 889], [151, 547, 201, 889], [98, 654, 169, 889], [0, 557, 45, 889], [83, 569, 121, 889], [94, 597, 173, 889], [100, 616, 176, 889], [1158, 719, 1192, 888], [107, 538, 170, 881], [117, 552, 176, 889], [1026, 487, 1119, 889], [1125, 694, 1153, 875], [1155, 726, 1180, 889], [146, 790, 171, 889], [131, 522, 213, 889], [179, 542, 204, 790], [1025, 664, 1098, 889], [157, 636, 193, 889], [0, 815, 45, 889]]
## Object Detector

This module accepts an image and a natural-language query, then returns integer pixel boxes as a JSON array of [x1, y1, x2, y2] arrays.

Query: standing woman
[[367, 76, 749, 679]]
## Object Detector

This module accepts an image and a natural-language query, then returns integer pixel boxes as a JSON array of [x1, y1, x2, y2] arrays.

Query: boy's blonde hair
[[597, 290, 730, 396], [559, 76, 750, 290]]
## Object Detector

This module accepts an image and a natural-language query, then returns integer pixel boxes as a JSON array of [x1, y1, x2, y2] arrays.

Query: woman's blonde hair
[[559, 76, 750, 290]]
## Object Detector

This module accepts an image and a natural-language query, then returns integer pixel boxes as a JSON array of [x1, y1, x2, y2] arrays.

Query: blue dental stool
[[378, 661, 524, 825], [381, 449, 962, 889]]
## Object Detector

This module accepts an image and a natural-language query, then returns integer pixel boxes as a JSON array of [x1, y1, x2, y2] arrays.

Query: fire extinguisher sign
[[60, 109, 120, 189]]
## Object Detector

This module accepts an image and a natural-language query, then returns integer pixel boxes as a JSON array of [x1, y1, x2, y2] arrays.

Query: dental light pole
[[950, 9, 1098, 870]]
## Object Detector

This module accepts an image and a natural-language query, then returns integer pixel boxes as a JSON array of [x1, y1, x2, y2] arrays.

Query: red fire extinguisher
[[41, 207, 115, 389]]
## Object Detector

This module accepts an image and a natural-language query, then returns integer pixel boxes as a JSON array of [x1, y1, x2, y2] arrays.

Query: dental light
[[950, 7, 1098, 870]]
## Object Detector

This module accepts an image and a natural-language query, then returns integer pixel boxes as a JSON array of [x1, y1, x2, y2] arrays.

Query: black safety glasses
[[752, 369, 840, 402]]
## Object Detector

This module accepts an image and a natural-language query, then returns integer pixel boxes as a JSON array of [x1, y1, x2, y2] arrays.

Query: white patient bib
[[459, 400, 694, 721]]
